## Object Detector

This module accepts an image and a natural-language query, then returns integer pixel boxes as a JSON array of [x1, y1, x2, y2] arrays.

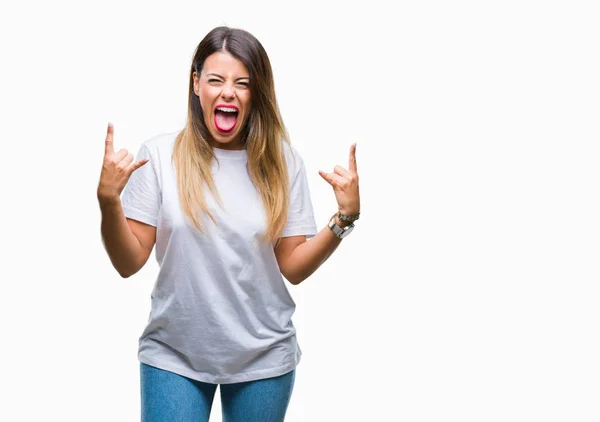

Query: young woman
[[97, 26, 360, 421]]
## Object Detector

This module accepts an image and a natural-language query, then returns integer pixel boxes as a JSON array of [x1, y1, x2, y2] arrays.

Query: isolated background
[[1, 0, 599, 421]]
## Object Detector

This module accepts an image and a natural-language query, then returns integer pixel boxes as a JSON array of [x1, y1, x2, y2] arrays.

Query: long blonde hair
[[172, 27, 295, 244]]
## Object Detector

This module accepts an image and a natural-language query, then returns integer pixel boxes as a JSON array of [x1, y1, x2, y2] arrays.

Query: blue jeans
[[140, 362, 296, 422]]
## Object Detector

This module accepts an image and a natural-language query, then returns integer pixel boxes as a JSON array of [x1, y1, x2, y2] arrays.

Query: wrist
[[337, 210, 360, 224], [328, 212, 356, 239], [334, 214, 353, 228], [98, 193, 121, 209]]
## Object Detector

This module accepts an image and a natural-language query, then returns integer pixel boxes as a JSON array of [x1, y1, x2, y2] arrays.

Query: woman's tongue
[[215, 111, 237, 132]]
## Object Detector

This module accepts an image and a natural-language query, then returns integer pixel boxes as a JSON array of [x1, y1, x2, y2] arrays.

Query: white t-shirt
[[120, 131, 318, 384]]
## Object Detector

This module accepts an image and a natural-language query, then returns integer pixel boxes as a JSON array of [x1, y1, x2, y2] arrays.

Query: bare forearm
[[98, 196, 147, 278], [287, 215, 352, 285]]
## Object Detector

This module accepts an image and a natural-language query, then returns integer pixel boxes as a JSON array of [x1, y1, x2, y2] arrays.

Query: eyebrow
[[206, 73, 250, 81]]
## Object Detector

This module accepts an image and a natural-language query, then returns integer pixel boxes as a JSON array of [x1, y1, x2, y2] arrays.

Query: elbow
[[279, 258, 310, 285], [292, 278, 306, 286], [117, 263, 139, 279], [287, 272, 308, 286], [118, 269, 133, 279], [115, 258, 145, 279], [283, 271, 301, 286], [110, 259, 133, 278]]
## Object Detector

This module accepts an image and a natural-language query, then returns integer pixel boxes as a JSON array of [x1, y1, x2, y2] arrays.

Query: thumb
[[128, 158, 149, 174]]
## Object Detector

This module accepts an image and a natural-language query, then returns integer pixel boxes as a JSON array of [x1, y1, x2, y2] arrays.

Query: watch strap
[[328, 213, 354, 239], [338, 211, 360, 222]]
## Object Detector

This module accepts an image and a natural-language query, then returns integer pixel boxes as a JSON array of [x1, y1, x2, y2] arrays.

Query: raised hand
[[318, 143, 360, 216], [97, 122, 149, 205]]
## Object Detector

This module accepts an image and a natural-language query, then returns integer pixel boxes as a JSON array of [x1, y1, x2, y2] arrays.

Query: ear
[[193, 72, 199, 96]]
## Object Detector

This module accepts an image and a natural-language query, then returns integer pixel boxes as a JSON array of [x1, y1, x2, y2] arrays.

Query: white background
[[1, 0, 599, 421]]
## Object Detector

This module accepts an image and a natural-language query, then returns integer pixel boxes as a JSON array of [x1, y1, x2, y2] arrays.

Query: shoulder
[[281, 140, 306, 177], [140, 130, 180, 157]]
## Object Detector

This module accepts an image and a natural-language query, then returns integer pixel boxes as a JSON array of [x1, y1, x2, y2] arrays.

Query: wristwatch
[[328, 212, 356, 239]]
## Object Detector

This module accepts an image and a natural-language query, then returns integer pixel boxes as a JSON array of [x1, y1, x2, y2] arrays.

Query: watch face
[[340, 224, 354, 239]]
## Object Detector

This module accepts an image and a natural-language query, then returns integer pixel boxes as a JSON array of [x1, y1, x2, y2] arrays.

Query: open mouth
[[214, 104, 239, 134]]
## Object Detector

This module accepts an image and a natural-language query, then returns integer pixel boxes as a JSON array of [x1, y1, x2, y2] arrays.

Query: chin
[[212, 134, 244, 148]]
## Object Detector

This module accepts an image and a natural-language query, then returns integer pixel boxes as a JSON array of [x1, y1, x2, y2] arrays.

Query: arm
[[276, 143, 360, 284], [99, 197, 156, 278], [275, 214, 352, 285], [97, 124, 160, 278]]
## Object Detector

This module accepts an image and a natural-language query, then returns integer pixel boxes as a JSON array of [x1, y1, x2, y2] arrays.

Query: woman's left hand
[[318, 143, 361, 216]]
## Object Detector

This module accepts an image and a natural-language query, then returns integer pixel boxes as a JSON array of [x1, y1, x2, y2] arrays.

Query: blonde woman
[[97, 26, 360, 421]]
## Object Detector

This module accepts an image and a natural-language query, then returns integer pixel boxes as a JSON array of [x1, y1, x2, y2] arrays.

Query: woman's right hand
[[97, 122, 149, 206]]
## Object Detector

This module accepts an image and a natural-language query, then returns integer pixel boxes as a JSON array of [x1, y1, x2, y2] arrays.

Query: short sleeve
[[281, 157, 318, 239], [121, 144, 161, 227]]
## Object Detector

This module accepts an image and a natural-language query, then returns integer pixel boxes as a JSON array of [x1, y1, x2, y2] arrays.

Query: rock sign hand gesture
[[318, 143, 361, 217], [97, 122, 149, 204]]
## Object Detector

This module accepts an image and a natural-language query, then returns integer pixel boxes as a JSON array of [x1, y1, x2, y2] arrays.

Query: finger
[[105, 122, 115, 156], [128, 158, 149, 174], [318, 170, 345, 187], [119, 153, 134, 169], [333, 165, 352, 179], [348, 143, 357, 174], [114, 148, 129, 161]]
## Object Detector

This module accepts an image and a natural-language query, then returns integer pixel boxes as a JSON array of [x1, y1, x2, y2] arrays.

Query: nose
[[221, 82, 236, 100]]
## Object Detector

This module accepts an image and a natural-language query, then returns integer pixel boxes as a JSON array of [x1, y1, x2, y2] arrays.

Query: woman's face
[[193, 51, 252, 150]]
